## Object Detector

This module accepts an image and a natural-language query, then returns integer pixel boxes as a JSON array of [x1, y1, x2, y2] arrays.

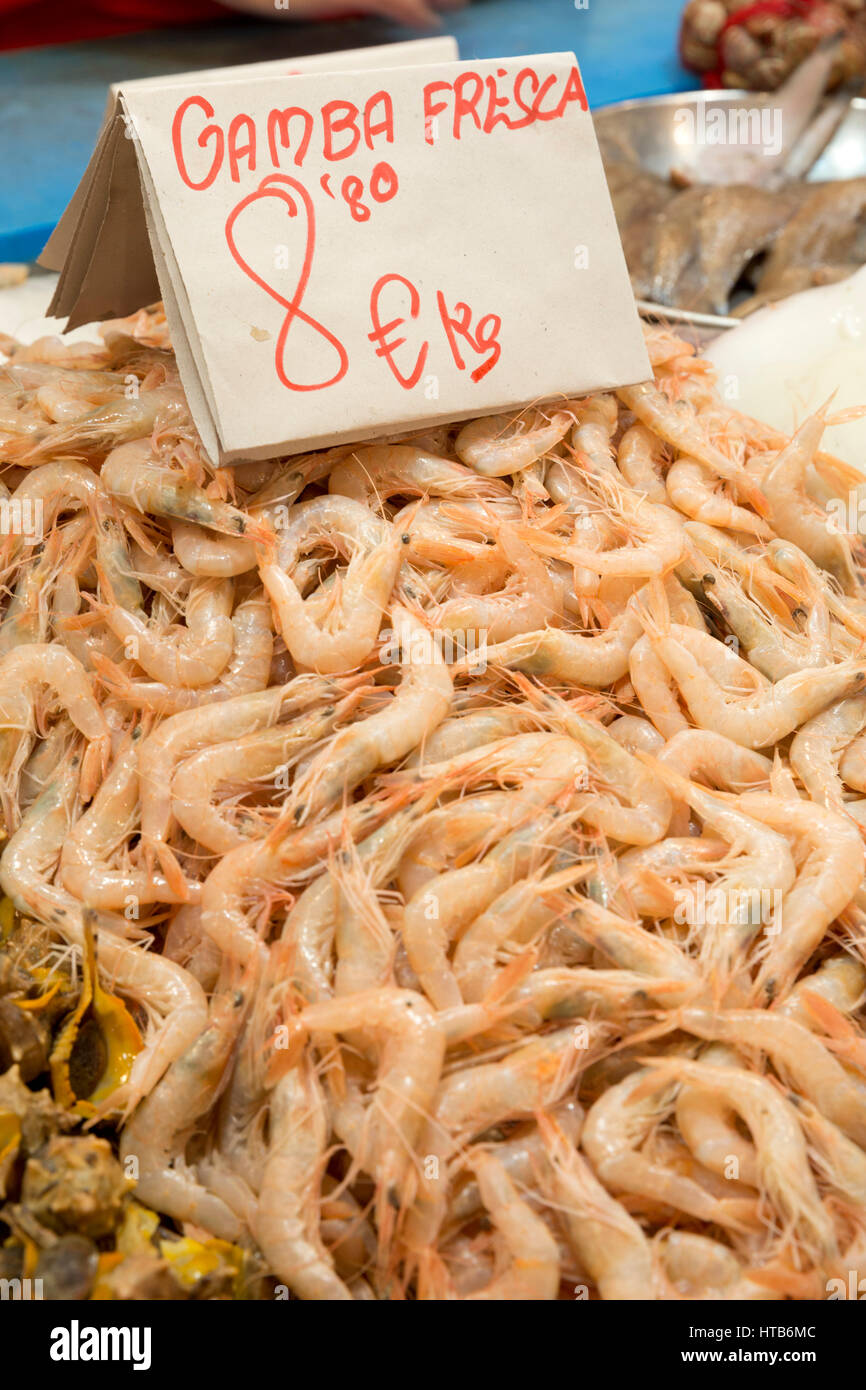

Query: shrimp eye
[[401, 534, 410, 544], [702, 574, 715, 585]]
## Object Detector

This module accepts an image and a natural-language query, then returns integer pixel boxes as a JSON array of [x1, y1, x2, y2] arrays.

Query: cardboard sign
[[42, 38, 457, 324], [43, 47, 650, 464]]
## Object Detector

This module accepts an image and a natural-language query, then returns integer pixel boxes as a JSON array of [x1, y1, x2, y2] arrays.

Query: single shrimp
[[628, 634, 689, 739], [119, 983, 248, 1242], [657, 729, 772, 836], [288, 604, 452, 822], [101, 439, 265, 539], [675, 1043, 760, 1190], [761, 405, 859, 592], [458, 1150, 560, 1300], [616, 380, 767, 516], [642, 1057, 837, 1262], [789, 695, 866, 812], [463, 603, 642, 687], [616, 423, 668, 505], [665, 456, 771, 538], [284, 986, 445, 1255], [253, 1058, 354, 1300], [455, 408, 572, 476], [11, 386, 189, 465], [778, 954, 866, 1029], [97, 577, 235, 689], [257, 499, 403, 675], [581, 1068, 761, 1234], [540, 1112, 657, 1300], [614, 836, 728, 917], [329, 443, 508, 507], [733, 791, 864, 1004], [0, 643, 110, 824], [565, 894, 700, 984]]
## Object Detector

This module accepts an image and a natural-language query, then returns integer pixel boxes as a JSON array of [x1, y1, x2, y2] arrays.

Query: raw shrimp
[[541, 1113, 656, 1300], [455, 408, 571, 476], [137, 675, 339, 852], [675, 1043, 760, 1190], [643, 1057, 837, 1261], [60, 730, 199, 908], [617, 423, 668, 505], [666, 457, 771, 538], [171, 701, 345, 853], [406, 1026, 598, 1253], [675, 1005, 866, 1148], [253, 1059, 353, 1300], [647, 760, 796, 982], [790, 695, 866, 811], [658, 728, 772, 835], [733, 792, 864, 1003], [119, 984, 248, 1242], [102, 440, 263, 538], [581, 1068, 761, 1233], [0, 644, 110, 822], [99, 590, 274, 713], [13, 386, 189, 465], [523, 479, 686, 579], [458, 1151, 560, 1300], [98, 577, 235, 688], [288, 604, 452, 821], [644, 621, 866, 749], [257, 497, 403, 674], [329, 444, 507, 507], [762, 406, 859, 592], [428, 525, 563, 643], [284, 987, 445, 1249], [468, 603, 642, 687], [617, 380, 767, 514], [656, 1232, 779, 1301]]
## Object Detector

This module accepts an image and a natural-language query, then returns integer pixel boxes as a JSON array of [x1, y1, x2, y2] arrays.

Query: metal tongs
[[672, 34, 862, 189]]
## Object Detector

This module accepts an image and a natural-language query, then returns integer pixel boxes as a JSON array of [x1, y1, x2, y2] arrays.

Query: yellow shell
[[0, 896, 15, 944], [50, 916, 143, 1116], [160, 1236, 246, 1292], [0, 1109, 21, 1166]]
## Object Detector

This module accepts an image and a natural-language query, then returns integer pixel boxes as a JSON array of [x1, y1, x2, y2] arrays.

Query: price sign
[[44, 47, 649, 463]]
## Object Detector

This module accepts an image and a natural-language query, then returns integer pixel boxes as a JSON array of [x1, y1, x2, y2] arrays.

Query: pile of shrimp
[[2, 303, 866, 1301]]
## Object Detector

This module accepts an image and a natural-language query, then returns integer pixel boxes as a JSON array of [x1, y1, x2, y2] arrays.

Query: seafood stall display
[[1, 301, 866, 1301]]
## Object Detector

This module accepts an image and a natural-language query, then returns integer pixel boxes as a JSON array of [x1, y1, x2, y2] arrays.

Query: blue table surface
[[0, 0, 693, 261]]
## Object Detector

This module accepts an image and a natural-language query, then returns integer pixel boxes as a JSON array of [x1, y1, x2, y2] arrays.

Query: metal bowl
[[594, 89, 866, 332]]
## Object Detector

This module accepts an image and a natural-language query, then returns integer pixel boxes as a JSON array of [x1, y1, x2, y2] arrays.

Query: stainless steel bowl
[[594, 89, 866, 332]]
